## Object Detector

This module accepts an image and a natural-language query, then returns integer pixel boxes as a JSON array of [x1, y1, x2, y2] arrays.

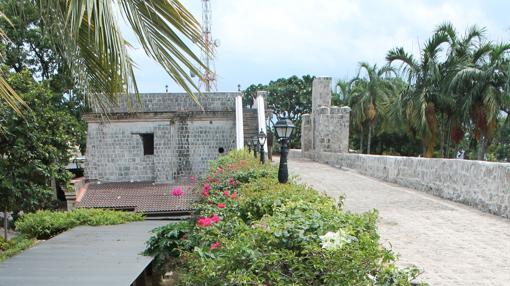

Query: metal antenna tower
[[199, 0, 218, 92]]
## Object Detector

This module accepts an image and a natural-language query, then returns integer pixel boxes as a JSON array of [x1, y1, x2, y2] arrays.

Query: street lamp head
[[258, 129, 267, 146], [247, 140, 252, 147], [274, 118, 295, 141], [252, 136, 258, 147]]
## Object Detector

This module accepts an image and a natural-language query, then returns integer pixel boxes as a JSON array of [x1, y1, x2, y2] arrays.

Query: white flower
[[319, 229, 355, 250]]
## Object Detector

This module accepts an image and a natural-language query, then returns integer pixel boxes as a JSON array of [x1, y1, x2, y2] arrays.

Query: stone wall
[[293, 150, 510, 219], [85, 118, 236, 183], [92, 92, 237, 113]]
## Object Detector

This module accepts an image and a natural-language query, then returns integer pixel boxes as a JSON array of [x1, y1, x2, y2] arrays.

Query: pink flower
[[217, 203, 226, 209], [223, 190, 230, 197], [210, 242, 221, 250], [228, 177, 237, 186], [202, 183, 211, 197], [189, 175, 196, 183], [210, 214, 221, 223], [231, 192, 238, 199], [197, 217, 212, 227], [171, 187, 183, 197]]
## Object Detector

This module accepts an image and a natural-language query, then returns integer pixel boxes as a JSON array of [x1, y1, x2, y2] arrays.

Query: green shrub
[[16, 208, 144, 239], [145, 150, 424, 285], [0, 236, 36, 262]]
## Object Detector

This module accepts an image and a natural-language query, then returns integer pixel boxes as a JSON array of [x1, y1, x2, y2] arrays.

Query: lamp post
[[274, 118, 295, 183], [258, 130, 267, 164], [252, 136, 258, 158]]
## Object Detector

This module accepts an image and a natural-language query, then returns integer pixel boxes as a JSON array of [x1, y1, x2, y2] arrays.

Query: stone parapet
[[91, 92, 238, 114], [301, 151, 510, 219]]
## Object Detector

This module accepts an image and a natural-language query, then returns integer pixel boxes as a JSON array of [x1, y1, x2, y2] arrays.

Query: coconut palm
[[349, 62, 396, 154], [0, 0, 207, 112]]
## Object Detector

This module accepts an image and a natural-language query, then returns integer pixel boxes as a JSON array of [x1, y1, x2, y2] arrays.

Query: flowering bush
[[145, 150, 424, 285]]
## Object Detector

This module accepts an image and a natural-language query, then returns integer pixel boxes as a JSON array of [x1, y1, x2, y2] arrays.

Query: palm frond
[[118, 0, 207, 104]]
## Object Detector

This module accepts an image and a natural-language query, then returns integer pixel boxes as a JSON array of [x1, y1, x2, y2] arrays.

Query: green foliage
[[244, 75, 314, 148], [145, 151, 423, 285], [0, 235, 36, 262], [0, 0, 88, 149], [0, 69, 83, 214], [15, 208, 143, 240]]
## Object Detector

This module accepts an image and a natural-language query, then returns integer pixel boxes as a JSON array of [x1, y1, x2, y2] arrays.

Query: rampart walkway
[[288, 157, 510, 286]]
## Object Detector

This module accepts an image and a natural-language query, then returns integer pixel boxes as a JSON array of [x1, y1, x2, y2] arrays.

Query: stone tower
[[301, 77, 350, 154]]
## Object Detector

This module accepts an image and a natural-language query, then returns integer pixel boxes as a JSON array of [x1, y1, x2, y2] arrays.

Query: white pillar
[[235, 94, 244, 150], [256, 91, 268, 153]]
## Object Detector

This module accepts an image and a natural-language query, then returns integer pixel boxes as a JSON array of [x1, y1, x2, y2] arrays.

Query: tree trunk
[[445, 119, 452, 158], [367, 126, 372, 155], [359, 128, 364, 154], [477, 131, 487, 161], [440, 119, 445, 158], [3, 209, 8, 240]]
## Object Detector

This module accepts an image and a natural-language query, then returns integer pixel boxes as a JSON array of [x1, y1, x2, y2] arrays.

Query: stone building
[[301, 77, 351, 154], [69, 92, 265, 215], [83, 92, 261, 183]]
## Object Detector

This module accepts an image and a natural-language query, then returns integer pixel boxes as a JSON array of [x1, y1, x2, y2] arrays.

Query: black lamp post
[[258, 130, 267, 164], [274, 118, 295, 183], [252, 136, 258, 158], [247, 140, 252, 153]]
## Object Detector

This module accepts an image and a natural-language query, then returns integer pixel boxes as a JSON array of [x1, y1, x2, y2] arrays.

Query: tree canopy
[[0, 69, 82, 217], [0, 0, 208, 113], [244, 75, 314, 148]]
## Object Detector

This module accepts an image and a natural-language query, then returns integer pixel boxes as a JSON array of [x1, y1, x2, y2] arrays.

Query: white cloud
[[122, 0, 510, 91]]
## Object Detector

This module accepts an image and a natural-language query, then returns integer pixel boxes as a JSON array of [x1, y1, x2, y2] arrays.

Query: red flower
[[210, 242, 221, 250], [231, 192, 238, 199], [217, 203, 226, 209], [202, 189, 210, 197], [197, 217, 212, 227], [223, 190, 230, 197], [210, 214, 221, 223], [228, 177, 237, 186], [171, 187, 183, 197]]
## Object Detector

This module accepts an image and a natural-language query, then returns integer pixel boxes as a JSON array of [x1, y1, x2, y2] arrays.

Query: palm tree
[[335, 79, 350, 106], [0, 0, 208, 112], [347, 79, 368, 153], [450, 43, 510, 160], [436, 23, 486, 157], [349, 62, 396, 154], [386, 29, 451, 157]]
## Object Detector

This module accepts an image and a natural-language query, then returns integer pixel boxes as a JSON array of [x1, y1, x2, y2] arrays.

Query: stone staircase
[[243, 108, 259, 145]]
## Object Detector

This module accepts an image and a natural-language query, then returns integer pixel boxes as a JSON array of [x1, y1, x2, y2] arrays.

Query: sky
[[120, 0, 510, 93]]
